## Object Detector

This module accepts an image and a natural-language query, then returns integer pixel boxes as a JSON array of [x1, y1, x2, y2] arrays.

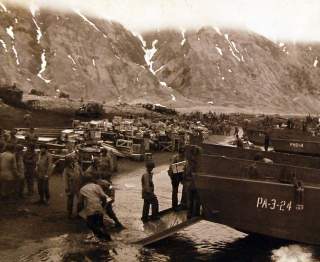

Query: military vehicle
[[0, 84, 24, 107]]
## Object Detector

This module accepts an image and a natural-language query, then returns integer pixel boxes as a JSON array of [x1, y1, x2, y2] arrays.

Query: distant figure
[[141, 160, 159, 222], [25, 127, 38, 145], [264, 133, 270, 152], [236, 134, 244, 148], [8, 129, 18, 145], [234, 126, 239, 136], [23, 114, 32, 128]]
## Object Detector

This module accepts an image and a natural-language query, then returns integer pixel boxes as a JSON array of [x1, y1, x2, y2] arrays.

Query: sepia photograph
[[0, 0, 319, 261]]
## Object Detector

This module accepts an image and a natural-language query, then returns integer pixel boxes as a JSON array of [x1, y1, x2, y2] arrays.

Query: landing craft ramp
[[133, 208, 202, 246]]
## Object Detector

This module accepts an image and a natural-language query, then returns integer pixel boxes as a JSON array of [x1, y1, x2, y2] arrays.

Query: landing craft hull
[[194, 174, 320, 245], [272, 138, 320, 156]]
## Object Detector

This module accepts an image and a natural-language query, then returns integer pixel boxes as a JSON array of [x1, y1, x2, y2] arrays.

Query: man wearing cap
[[141, 160, 159, 222], [63, 155, 82, 218], [23, 144, 37, 195], [36, 144, 53, 205]]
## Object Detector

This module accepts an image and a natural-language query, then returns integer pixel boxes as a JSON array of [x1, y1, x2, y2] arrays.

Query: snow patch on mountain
[[215, 45, 223, 56], [224, 34, 241, 62], [214, 27, 222, 35], [314, 57, 318, 67], [181, 29, 186, 46], [138, 34, 158, 74], [0, 2, 7, 12], [67, 55, 76, 65], [29, 3, 38, 17], [30, 5, 42, 44], [155, 65, 164, 74], [92, 58, 96, 67], [12, 46, 19, 65], [38, 50, 51, 84], [74, 9, 108, 39], [171, 94, 176, 101], [0, 39, 7, 52], [6, 26, 14, 40]]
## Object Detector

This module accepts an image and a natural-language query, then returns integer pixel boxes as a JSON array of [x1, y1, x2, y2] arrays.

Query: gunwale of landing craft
[[1, 113, 320, 245]]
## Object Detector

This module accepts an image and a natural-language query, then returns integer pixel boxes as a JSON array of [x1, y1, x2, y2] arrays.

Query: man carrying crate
[[168, 148, 186, 211]]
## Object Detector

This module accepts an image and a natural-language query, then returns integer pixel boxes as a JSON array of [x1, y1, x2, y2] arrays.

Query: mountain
[[0, 3, 172, 105], [142, 28, 320, 114], [0, 3, 319, 114]]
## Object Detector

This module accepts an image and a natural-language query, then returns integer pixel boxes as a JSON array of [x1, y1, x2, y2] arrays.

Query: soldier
[[25, 127, 38, 145], [63, 156, 82, 218], [99, 148, 112, 181], [168, 148, 185, 211], [96, 179, 124, 229], [0, 144, 18, 199], [264, 132, 270, 152], [15, 144, 25, 198], [236, 134, 244, 148], [36, 144, 52, 205], [85, 158, 102, 180], [79, 178, 112, 241], [141, 160, 159, 222], [184, 146, 201, 219], [8, 129, 18, 145], [23, 144, 37, 195]]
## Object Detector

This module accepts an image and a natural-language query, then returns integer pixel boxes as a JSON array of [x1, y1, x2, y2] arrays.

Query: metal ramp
[[133, 208, 202, 246]]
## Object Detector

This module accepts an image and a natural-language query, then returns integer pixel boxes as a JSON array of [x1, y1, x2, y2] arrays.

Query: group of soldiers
[[0, 123, 204, 243], [0, 128, 50, 203]]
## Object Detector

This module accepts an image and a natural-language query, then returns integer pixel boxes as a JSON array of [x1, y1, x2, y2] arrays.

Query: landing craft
[[192, 142, 320, 245]]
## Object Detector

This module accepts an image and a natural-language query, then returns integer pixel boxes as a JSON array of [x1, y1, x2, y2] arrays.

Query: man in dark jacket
[[168, 148, 186, 211], [36, 144, 52, 205], [23, 144, 37, 195], [141, 160, 159, 222]]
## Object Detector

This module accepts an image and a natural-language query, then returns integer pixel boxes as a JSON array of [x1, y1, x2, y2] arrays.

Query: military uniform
[[141, 168, 159, 222]]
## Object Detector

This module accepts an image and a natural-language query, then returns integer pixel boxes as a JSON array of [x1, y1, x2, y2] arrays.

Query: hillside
[[142, 28, 320, 114], [0, 3, 319, 114]]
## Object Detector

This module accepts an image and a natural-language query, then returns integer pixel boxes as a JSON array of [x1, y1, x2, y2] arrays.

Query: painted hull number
[[256, 197, 293, 212], [289, 143, 304, 149]]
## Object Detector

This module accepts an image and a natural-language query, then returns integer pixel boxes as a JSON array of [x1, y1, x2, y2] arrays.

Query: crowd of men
[[0, 111, 233, 242]]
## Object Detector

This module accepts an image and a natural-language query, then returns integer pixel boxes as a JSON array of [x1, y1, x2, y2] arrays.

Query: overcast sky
[[4, 0, 320, 42]]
